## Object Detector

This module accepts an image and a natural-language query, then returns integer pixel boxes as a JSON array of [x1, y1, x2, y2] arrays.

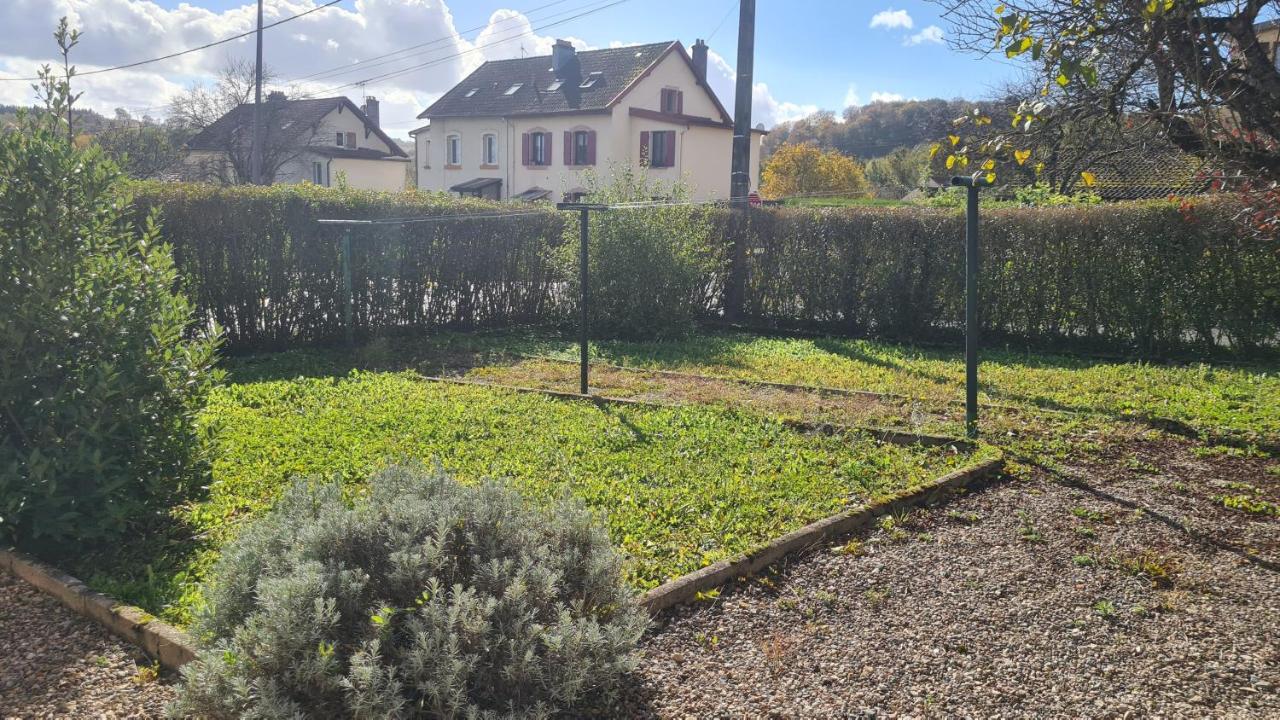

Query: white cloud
[[906, 25, 945, 45], [0, 2, 815, 135], [0, 0, 596, 137], [704, 50, 814, 128], [869, 91, 905, 103], [869, 9, 913, 30], [842, 84, 861, 109]]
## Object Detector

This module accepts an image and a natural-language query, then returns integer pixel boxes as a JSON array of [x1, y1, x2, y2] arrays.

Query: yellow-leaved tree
[[761, 142, 871, 200]]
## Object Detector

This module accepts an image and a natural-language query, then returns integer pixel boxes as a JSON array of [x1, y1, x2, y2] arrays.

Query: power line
[[707, 0, 739, 42], [303, 0, 631, 98], [0, 0, 347, 83], [287, 0, 575, 86]]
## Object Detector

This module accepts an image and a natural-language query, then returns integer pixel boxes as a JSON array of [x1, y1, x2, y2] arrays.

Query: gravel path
[[617, 438, 1280, 718], [0, 570, 174, 719]]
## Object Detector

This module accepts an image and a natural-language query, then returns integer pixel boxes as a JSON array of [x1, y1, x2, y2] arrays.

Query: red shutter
[[640, 131, 650, 166], [544, 132, 553, 166], [587, 131, 596, 165], [677, 91, 684, 115], [664, 131, 676, 167], [522, 133, 530, 165], [564, 131, 573, 165]]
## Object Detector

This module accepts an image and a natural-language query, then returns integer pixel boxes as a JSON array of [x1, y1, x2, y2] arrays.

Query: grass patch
[[91, 371, 986, 626]]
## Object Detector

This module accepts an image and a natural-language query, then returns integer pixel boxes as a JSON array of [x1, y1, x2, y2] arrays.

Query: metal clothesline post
[[556, 202, 609, 396], [951, 173, 993, 439]]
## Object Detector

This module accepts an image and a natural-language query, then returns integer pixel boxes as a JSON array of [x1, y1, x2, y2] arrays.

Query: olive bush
[[171, 465, 648, 719]]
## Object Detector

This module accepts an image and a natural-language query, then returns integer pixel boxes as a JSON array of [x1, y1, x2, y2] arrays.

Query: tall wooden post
[[725, 0, 756, 321], [250, 0, 264, 184]]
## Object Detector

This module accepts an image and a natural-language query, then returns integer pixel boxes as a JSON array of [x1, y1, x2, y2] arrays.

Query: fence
[[131, 183, 1280, 355]]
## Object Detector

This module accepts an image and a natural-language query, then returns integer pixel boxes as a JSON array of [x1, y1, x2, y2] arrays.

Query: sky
[[0, 0, 1021, 139]]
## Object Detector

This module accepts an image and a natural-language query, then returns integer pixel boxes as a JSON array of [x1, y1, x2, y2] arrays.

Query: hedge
[[130, 182, 568, 350], [733, 199, 1280, 353], [134, 183, 1279, 355]]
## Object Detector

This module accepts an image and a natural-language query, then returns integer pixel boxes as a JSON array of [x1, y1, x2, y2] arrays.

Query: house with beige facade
[[412, 39, 764, 203], [183, 93, 410, 191]]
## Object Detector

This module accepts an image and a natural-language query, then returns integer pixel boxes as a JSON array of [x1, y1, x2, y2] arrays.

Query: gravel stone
[[611, 438, 1280, 718], [0, 569, 174, 719]]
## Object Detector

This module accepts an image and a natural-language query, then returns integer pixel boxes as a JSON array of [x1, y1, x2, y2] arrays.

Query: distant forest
[[763, 98, 992, 161]]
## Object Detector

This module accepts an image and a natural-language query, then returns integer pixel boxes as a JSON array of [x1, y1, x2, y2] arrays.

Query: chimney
[[266, 90, 288, 103], [362, 96, 380, 128], [551, 38, 580, 80], [692, 39, 708, 83]]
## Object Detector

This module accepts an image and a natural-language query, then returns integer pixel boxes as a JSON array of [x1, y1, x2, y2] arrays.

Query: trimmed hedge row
[[135, 183, 1279, 354], [734, 199, 1280, 353], [131, 182, 568, 350]]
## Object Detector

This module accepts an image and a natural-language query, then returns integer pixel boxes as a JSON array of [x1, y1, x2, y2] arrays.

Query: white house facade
[[184, 94, 410, 191], [412, 40, 764, 203]]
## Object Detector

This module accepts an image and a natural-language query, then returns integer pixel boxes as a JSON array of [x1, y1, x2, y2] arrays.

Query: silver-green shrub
[[171, 465, 647, 719]]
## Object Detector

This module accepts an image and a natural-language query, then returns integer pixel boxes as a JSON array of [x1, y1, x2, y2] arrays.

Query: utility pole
[[249, 0, 265, 185], [724, 0, 756, 322], [729, 0, 756, 206]]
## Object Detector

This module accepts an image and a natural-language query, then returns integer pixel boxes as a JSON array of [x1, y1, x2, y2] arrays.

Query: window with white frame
[[312, 161, 326, 185], [447, 134, 461, 165], [423, 139, 431, 168], [482, 134, 497, 165]]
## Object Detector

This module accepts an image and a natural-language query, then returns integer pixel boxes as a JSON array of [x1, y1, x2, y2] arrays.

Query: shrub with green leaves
[[560, 166, 722, 339], [172, 465, 647, 719], [0, 29, 220, 551]]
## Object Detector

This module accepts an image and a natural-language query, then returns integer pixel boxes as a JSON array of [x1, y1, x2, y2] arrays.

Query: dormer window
[[579, 72, 602, 89], [465, 87, 479, 97], [504, 83, 523, 95]]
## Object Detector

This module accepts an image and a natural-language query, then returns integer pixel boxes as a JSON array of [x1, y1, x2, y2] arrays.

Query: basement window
[[504, 83, 523, 95]]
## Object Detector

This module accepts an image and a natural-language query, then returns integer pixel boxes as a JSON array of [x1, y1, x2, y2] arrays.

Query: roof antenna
[[520, 43, 526, 58]]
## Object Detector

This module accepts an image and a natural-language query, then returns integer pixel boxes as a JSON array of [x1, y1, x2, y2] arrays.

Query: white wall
[[415, 45, 762, 202]]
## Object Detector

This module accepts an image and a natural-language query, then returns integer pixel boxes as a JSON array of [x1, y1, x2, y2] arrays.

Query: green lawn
[[232, 330, 1280, 447], [83, 329, 1278, 625], [91, 370, 987, 626]]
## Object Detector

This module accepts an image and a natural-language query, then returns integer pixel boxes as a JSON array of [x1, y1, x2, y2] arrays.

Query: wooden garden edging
[[636, 452, 1004, 613], [0, 547, 197, 671]]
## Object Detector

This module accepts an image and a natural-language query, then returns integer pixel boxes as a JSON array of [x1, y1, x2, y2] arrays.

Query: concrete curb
[[420, 374, 974, 450], [0, 548, 196, 671], [637, 453, 1005, 613]]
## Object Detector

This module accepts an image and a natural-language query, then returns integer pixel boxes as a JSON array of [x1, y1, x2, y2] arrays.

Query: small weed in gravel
[[1073, 555, 1096, 567], [1215, 494, 1280, 518], [1017, 510, 1044, 543], [864, 588, 891, 608], [1071, 506, 1105, 522], [1126, 457, 1161, 474], [833, 539, 865, 556], [1117, 550, 1181, 587], [131, 662, 160, 686], [947, 510, 981, 525], [1093, 599, 1118, 619]]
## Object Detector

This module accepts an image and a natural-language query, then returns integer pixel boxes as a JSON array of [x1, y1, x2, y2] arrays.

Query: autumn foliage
[[761, 142, 872, 200]]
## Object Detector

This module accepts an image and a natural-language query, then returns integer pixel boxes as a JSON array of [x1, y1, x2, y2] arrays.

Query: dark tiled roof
[[186, 96, 407, 158], [1086, 150, 1210, 200], [419, 42, 674, 119]]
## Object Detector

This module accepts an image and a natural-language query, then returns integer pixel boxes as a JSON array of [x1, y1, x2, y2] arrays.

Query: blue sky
[[0, 0, 1022, 136], [144, 0, 1019, 113]]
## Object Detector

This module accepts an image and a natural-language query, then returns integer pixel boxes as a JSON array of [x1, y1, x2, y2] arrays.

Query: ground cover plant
[[229, 330, 1280, 450], [86, 368, 985, 626]]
